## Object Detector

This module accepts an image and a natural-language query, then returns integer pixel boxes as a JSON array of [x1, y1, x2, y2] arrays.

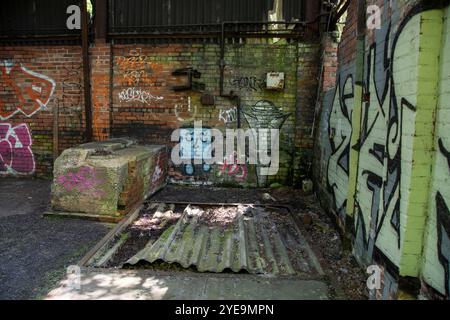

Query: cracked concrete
[[46, 269, 330, 300]]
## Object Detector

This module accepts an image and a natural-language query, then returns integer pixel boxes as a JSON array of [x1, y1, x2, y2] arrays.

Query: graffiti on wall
[[327, 74, 354, 222], [352, 2, 421, 267], [0, 123, 35, 175], [230, 76, 265, 92], [243, 100, 290, 187], [219, 107, 237, 125], [321, 0, 450, 298], [56, 166, 105, 198], [243, 100, 290, 131], [0, 60, 56, 120], [62, 62, 82, 112], [218, 152, 248, 181], [178, 127, 212, 176], [174, 97, 198, 122], [118, 87, 164, 105], [116, 48, 156, 86]]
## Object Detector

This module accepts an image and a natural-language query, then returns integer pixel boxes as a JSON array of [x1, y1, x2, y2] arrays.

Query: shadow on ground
[[0, 178, 110, 300]]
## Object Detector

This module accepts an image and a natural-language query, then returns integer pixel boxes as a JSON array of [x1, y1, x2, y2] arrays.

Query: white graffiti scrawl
[[118, 87, 164, 105], [0, 60, 56, 120]]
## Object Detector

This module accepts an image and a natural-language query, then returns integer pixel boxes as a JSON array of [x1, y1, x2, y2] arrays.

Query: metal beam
[[81, 0, 93, 142]]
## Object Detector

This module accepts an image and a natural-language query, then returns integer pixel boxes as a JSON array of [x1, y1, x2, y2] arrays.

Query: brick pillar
[[293, 42, 321, 187], [90, 39, 111, 141], [321, 33, 338, 93]]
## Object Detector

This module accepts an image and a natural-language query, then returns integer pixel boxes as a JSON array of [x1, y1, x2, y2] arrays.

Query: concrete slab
[[46, 268, 330, 300], [51, 139, 168, 217]]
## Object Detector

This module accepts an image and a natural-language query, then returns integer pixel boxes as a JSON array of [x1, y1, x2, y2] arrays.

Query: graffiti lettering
[[219, 107, 237, 124], [327, 74, 353, 222], [117, 49, 155, 86], [230, 76, 265, 91], [0, 60, 56, 120], [118, 87, 164, 105]]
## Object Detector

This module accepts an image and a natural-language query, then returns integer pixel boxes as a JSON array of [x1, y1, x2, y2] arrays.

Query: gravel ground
[[0, 178, 110, 300]]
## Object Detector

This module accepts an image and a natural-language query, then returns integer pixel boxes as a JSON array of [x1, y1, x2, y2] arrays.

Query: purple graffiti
[[57, 166, 105, 198], [0, 123, 35, 175]]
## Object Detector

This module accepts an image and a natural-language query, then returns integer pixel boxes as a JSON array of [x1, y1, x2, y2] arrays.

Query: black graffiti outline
[[326, 74, 354, 219], [436, 192, 450, 297], [437, 138, 450, 296], [354, 0, 445, 260]]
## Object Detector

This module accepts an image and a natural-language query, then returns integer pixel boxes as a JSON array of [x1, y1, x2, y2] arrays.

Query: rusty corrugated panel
[[126, 203, 321, 276]]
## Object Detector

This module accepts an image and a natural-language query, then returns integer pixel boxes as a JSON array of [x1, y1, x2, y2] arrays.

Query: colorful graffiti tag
[[218, 152, 248, 181], [0, 123, 35, 175], [56, 166, 105, 198]]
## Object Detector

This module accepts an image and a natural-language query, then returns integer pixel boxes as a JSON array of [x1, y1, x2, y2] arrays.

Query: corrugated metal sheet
[[111, 0, 272, 31], [126, 203, 322, 276], [109, 0, 304, 33], [283, 0, 306, 22]]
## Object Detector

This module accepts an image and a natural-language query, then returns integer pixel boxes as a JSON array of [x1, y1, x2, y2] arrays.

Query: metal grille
[[109, 0, 305, 34], [0, 0, 82, 37]]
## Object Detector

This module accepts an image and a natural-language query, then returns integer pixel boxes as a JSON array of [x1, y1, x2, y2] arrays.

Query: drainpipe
[[81, 0, 93, 141]]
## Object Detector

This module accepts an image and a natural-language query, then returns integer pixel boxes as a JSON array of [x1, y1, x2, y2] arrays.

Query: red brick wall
[[1, 39, 321, 187], [0, 46, 85, 177]]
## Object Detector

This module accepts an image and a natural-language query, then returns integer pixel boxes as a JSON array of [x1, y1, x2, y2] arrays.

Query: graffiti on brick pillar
[[327, 74, 353, 222], [230, 76, 265, 92], [0, 60, 56, 120], [118, 87, 164, 105], [178, 127, 212, 176], [56, 166, 105, 198], [175, 97, 198, 122], [0, 123, 35, 175], [219, 107, 237, 125]]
